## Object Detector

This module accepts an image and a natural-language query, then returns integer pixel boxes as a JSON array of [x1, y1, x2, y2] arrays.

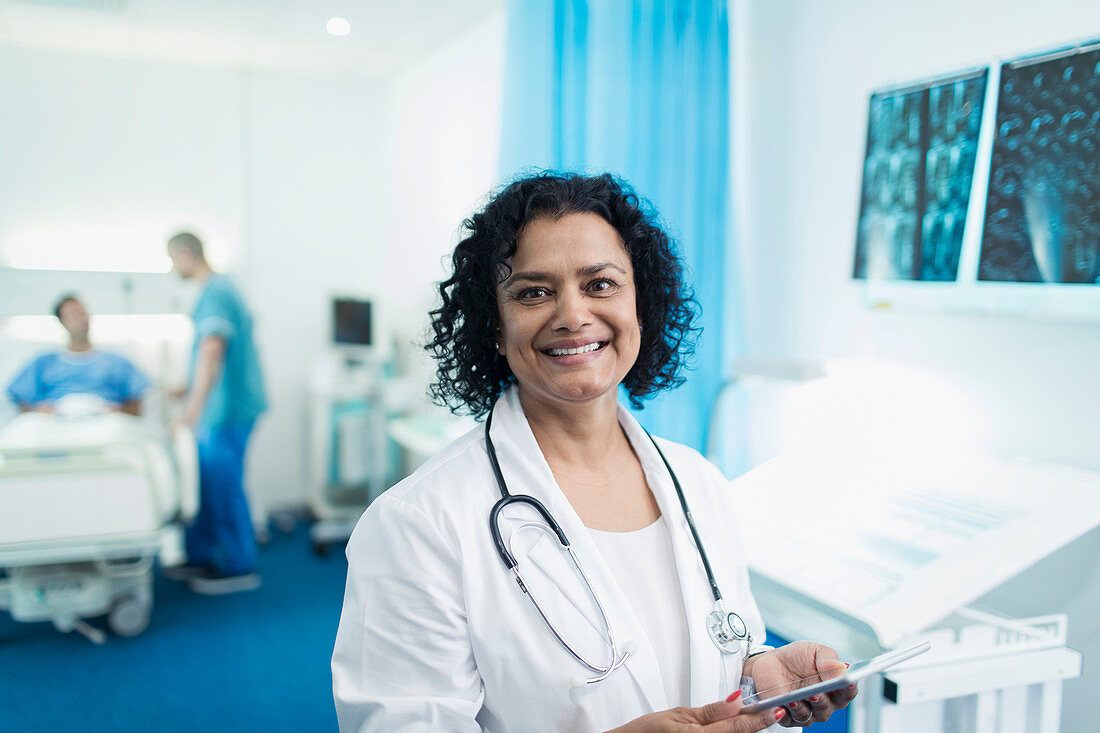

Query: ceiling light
[[326, 17, 351, 36]]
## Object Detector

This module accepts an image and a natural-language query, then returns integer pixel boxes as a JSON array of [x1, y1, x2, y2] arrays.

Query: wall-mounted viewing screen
[[979, 43, 1100, 284], [854, 70, 988, 281], [333, 298, 372, 347]]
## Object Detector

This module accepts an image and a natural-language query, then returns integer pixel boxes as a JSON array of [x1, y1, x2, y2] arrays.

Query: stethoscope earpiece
[[568, 640, 639, 689]]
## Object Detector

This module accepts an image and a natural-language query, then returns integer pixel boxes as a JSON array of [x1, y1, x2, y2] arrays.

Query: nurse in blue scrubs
[[166, 231, 268, 596], [6, 295, 150, 415]]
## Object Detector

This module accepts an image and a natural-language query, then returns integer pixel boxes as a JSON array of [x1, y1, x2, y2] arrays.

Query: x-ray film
[[979, 42, 1100, 284], [854, 71, 987, 281]]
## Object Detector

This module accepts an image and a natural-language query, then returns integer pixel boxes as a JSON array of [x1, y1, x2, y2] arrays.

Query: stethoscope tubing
[[645, 432, 724, 606], [489, 495, 567, 569], [484, 408, 724, 607]]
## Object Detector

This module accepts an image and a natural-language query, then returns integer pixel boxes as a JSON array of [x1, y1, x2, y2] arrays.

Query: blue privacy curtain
[[500, 0, 735, 451]]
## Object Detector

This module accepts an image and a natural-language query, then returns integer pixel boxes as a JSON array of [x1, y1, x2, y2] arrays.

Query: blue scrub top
[[190, 274, 267, 427], [6, 350, 150, 407]]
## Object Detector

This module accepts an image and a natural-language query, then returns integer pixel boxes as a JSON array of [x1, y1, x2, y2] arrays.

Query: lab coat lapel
[[488, 387, 669, 712], [619, 408, 726, 706]]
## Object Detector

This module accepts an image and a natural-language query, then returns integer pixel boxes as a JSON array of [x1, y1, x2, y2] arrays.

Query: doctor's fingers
[[778, 684, 855, 729], [826, 680, 859, 709], [698, 707, 785, 733], [777, 695, 828, 728]]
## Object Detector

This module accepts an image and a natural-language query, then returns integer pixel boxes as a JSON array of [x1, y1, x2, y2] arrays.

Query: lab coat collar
[[486, 386, 725, 709]]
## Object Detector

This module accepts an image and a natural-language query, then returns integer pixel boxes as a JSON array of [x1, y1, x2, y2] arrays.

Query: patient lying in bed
[[0, 297, 196, 549], [5, 295, 150, 417]]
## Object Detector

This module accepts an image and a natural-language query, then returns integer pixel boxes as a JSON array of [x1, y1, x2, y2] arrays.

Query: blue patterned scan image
[[854, 71, 987, 281], [854, 89, 923, 280], [980, 42, 1100, 283], [921, 75, 987, 280]]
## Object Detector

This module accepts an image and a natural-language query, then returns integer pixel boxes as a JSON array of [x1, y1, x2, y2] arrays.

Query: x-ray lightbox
[[854, 38, 1100, 321]]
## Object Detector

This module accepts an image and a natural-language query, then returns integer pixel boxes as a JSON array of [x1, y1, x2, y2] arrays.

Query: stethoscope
[[485, 408, 754, 688]]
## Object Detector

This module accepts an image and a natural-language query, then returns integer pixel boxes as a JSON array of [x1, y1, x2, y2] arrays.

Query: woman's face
[[496, 212, 641, 414]]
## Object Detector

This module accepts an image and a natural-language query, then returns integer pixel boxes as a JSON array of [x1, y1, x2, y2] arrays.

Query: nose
[[551, 289, 591, 332]]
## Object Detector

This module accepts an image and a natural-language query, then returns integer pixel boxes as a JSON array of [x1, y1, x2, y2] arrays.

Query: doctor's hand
[[607, 690, 783, 733], [170, 401, 202, 431], [741, 642, 856, 727]]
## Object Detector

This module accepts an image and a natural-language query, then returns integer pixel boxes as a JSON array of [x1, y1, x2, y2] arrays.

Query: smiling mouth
[[543, 341, 607, 357]]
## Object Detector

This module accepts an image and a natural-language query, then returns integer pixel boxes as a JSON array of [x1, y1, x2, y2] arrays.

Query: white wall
[[243, 10, 508, 501], [733, 1, 1100, 727], [240, 69, 388, 511], [0, 45, 244, 271], [378, 9, 507, 396]]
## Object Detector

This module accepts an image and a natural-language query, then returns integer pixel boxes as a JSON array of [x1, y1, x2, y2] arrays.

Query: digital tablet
[[739, 642, 931, 714]]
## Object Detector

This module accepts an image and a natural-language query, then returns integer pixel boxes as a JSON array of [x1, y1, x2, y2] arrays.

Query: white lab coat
[[332, 386, 769, 732]]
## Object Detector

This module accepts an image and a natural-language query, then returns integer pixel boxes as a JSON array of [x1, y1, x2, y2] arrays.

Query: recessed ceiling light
[[326, 17, 351, 36]]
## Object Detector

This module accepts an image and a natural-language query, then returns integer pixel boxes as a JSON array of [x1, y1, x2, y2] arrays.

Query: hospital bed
[[0, 411, 197, 643]]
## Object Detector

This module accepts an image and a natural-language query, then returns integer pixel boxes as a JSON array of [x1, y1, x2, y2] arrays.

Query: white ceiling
[[0, 0, 504, 76]]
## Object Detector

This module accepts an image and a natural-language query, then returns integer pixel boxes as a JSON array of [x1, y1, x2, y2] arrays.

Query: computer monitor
[[333, 298, 372, 347]]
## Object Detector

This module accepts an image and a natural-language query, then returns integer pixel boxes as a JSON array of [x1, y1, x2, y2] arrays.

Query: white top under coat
[[589, 516, 692, 708]]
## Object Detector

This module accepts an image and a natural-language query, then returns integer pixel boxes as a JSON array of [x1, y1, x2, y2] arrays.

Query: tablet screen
[[739, 642, 931, 713], [741, 668, 848, 713]]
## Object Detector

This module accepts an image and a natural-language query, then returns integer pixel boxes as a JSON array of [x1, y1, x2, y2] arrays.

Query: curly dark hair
[[426, 171, 700, 416]]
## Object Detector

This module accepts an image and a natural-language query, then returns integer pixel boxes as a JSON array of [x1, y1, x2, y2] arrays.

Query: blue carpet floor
[[0, 522, 348, 732]]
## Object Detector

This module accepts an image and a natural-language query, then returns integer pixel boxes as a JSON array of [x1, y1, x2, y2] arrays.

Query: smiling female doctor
[[332, 173, 855, 732]]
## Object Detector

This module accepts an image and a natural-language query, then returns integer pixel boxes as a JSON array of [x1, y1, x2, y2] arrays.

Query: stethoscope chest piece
[[706, 606, 752, 656]]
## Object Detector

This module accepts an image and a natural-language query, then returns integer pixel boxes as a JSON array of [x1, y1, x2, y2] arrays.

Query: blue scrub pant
[[186, 422, 258, 575]]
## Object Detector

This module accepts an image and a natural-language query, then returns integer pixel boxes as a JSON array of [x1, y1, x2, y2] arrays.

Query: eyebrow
[[506, 262, 628, 285]]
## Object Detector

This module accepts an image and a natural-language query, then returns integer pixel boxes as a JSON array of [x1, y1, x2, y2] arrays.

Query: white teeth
[[547, 342, 602, 356]]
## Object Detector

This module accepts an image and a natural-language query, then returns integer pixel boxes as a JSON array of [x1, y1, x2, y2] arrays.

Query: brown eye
[[587, 278, 617, 294], [518, 287, 550, 300]]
